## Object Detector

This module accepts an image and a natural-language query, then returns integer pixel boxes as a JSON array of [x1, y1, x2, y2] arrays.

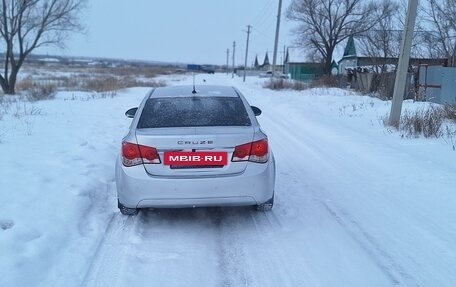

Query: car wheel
[[255, 194, 274, 211], [118, 200, 138, 216]]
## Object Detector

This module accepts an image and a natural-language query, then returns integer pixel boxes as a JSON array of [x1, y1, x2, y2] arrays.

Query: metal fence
[[354, 72, 414, 100], [418, 65, 456, 104]]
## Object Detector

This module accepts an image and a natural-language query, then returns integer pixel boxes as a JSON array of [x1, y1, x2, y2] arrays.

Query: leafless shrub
[[0, 97, 4, 121], [442, 103, 456, 121], [264, 75, 350, 91], [16, 78, 58, 101], [28, 84, 57, 102], [80, 76, 166, 94], [10, 64, 168, 101], [12, 102, 42, 118], [15, 78, 34, 91], [120, 77, 166, 89], [82, 76, 123, 93], [0, 95, 14, 115], [399, 106, 444, 138], [263, 78, 307, 90], [443, 125, 456, 150], [309, 75, 346, 88], [370, 73, 396, 100]]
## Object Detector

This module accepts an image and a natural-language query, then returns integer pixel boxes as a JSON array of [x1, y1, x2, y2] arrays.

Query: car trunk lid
[[135, 126, 254, 177]]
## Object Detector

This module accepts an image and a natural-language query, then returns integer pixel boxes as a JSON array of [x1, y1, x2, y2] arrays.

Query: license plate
[[164, 151, 228, 166]]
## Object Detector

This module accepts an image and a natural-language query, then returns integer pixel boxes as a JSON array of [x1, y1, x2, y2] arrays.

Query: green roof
[[343, 36, 357, 57]]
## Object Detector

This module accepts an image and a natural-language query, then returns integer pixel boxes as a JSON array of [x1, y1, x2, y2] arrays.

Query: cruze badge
[[177, 140, 214, 145]]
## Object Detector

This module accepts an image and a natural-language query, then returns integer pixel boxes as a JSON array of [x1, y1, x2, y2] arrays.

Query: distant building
[[284, 47, 325, 81], [263, 52, 270, 67], [254, 55, 259, 68], [338, 35, 447, 75], [254, 52, 271, 71]]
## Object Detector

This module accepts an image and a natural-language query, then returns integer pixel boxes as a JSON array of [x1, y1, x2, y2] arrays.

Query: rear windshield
[[137, 97, 251, 128]]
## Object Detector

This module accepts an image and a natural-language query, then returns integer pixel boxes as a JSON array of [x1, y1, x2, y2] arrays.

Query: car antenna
[[192, 73, 197, 94]]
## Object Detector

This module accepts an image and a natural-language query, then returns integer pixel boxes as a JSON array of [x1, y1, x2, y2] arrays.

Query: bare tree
[[0, 0, 86, 94], [286, 0, 383, 74], [356, 0, 414, 73], [420, 0, 456, 65]]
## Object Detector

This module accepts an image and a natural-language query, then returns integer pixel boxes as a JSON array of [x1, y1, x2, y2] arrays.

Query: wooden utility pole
[[232, 41, 236, 78], [271, 0, 283, 77], [243, 25, 252, 82], [226, 48, 230, 75], [388, 0, 418, 127]]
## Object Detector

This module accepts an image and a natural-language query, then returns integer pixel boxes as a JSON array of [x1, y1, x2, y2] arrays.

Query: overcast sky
[[38, 0, 297, 65]]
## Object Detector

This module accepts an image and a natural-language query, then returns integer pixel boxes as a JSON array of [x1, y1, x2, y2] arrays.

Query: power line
[[251, 27, 288, 49], [252, 0, 276, 31]]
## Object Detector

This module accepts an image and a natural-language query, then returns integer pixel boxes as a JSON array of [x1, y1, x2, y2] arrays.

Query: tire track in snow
[[80, 212, 142, 287], [211, 208, 254, 287], [123, 207, 254, 287], [253, 89, 456, 245], [260, 104, 456, 286], [219, 81, 430, 285], [211, 207, 314, 287], [271, 107, 456, 248], [208, 205, 318, 287], [262, 115, 413, 286], [128, 206, 312, 287], [248, 210, 317, 287], [267, 107, 456, 269]]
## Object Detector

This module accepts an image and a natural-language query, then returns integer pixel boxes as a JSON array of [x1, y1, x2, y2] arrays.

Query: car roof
[[150, 85, 240, 98]]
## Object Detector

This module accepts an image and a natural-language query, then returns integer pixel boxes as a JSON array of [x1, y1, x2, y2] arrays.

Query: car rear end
[[115, 85, 275, 210]]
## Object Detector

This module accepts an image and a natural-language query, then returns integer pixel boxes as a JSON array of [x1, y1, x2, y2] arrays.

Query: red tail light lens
[[250, 139, 268, 162], [122, 142, 141, 166], [232, 142, 252, 161], [232, 139, 268, 163], [138, 145, 160, 164], [122, 142, 161, 166]]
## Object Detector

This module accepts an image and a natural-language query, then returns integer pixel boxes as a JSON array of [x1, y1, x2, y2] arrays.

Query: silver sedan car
[[115, 85, 275, 215]]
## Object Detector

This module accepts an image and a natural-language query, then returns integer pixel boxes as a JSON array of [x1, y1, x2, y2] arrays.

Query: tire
[[255, 195, 274, 211], [118, 200, 138, 216]]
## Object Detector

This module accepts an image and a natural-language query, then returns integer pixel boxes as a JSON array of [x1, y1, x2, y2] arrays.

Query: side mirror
[[251, 106, 262, 116], [125, 107, 138, 118]]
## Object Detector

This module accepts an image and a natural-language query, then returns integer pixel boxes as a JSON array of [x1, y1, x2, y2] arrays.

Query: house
[[283, 47, 325, 81], [254, 52, 271, 71], [338, 36, 447, 75]]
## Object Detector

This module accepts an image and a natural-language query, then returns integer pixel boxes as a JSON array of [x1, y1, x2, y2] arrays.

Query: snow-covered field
[[1, 73, 455, 287]]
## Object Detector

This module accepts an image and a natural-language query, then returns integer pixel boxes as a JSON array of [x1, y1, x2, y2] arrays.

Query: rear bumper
[[115, 156, 275, 208]]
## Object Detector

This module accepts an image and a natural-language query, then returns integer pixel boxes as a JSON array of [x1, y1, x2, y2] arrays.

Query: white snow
[[1, 74, 455, 287]]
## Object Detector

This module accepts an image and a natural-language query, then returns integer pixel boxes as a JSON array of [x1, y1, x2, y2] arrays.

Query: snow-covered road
[[1, 74, 455, 287]]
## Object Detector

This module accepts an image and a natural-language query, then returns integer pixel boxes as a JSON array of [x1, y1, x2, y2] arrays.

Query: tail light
[[232, 139, 268, 163], [122, 142, 161, 167]]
